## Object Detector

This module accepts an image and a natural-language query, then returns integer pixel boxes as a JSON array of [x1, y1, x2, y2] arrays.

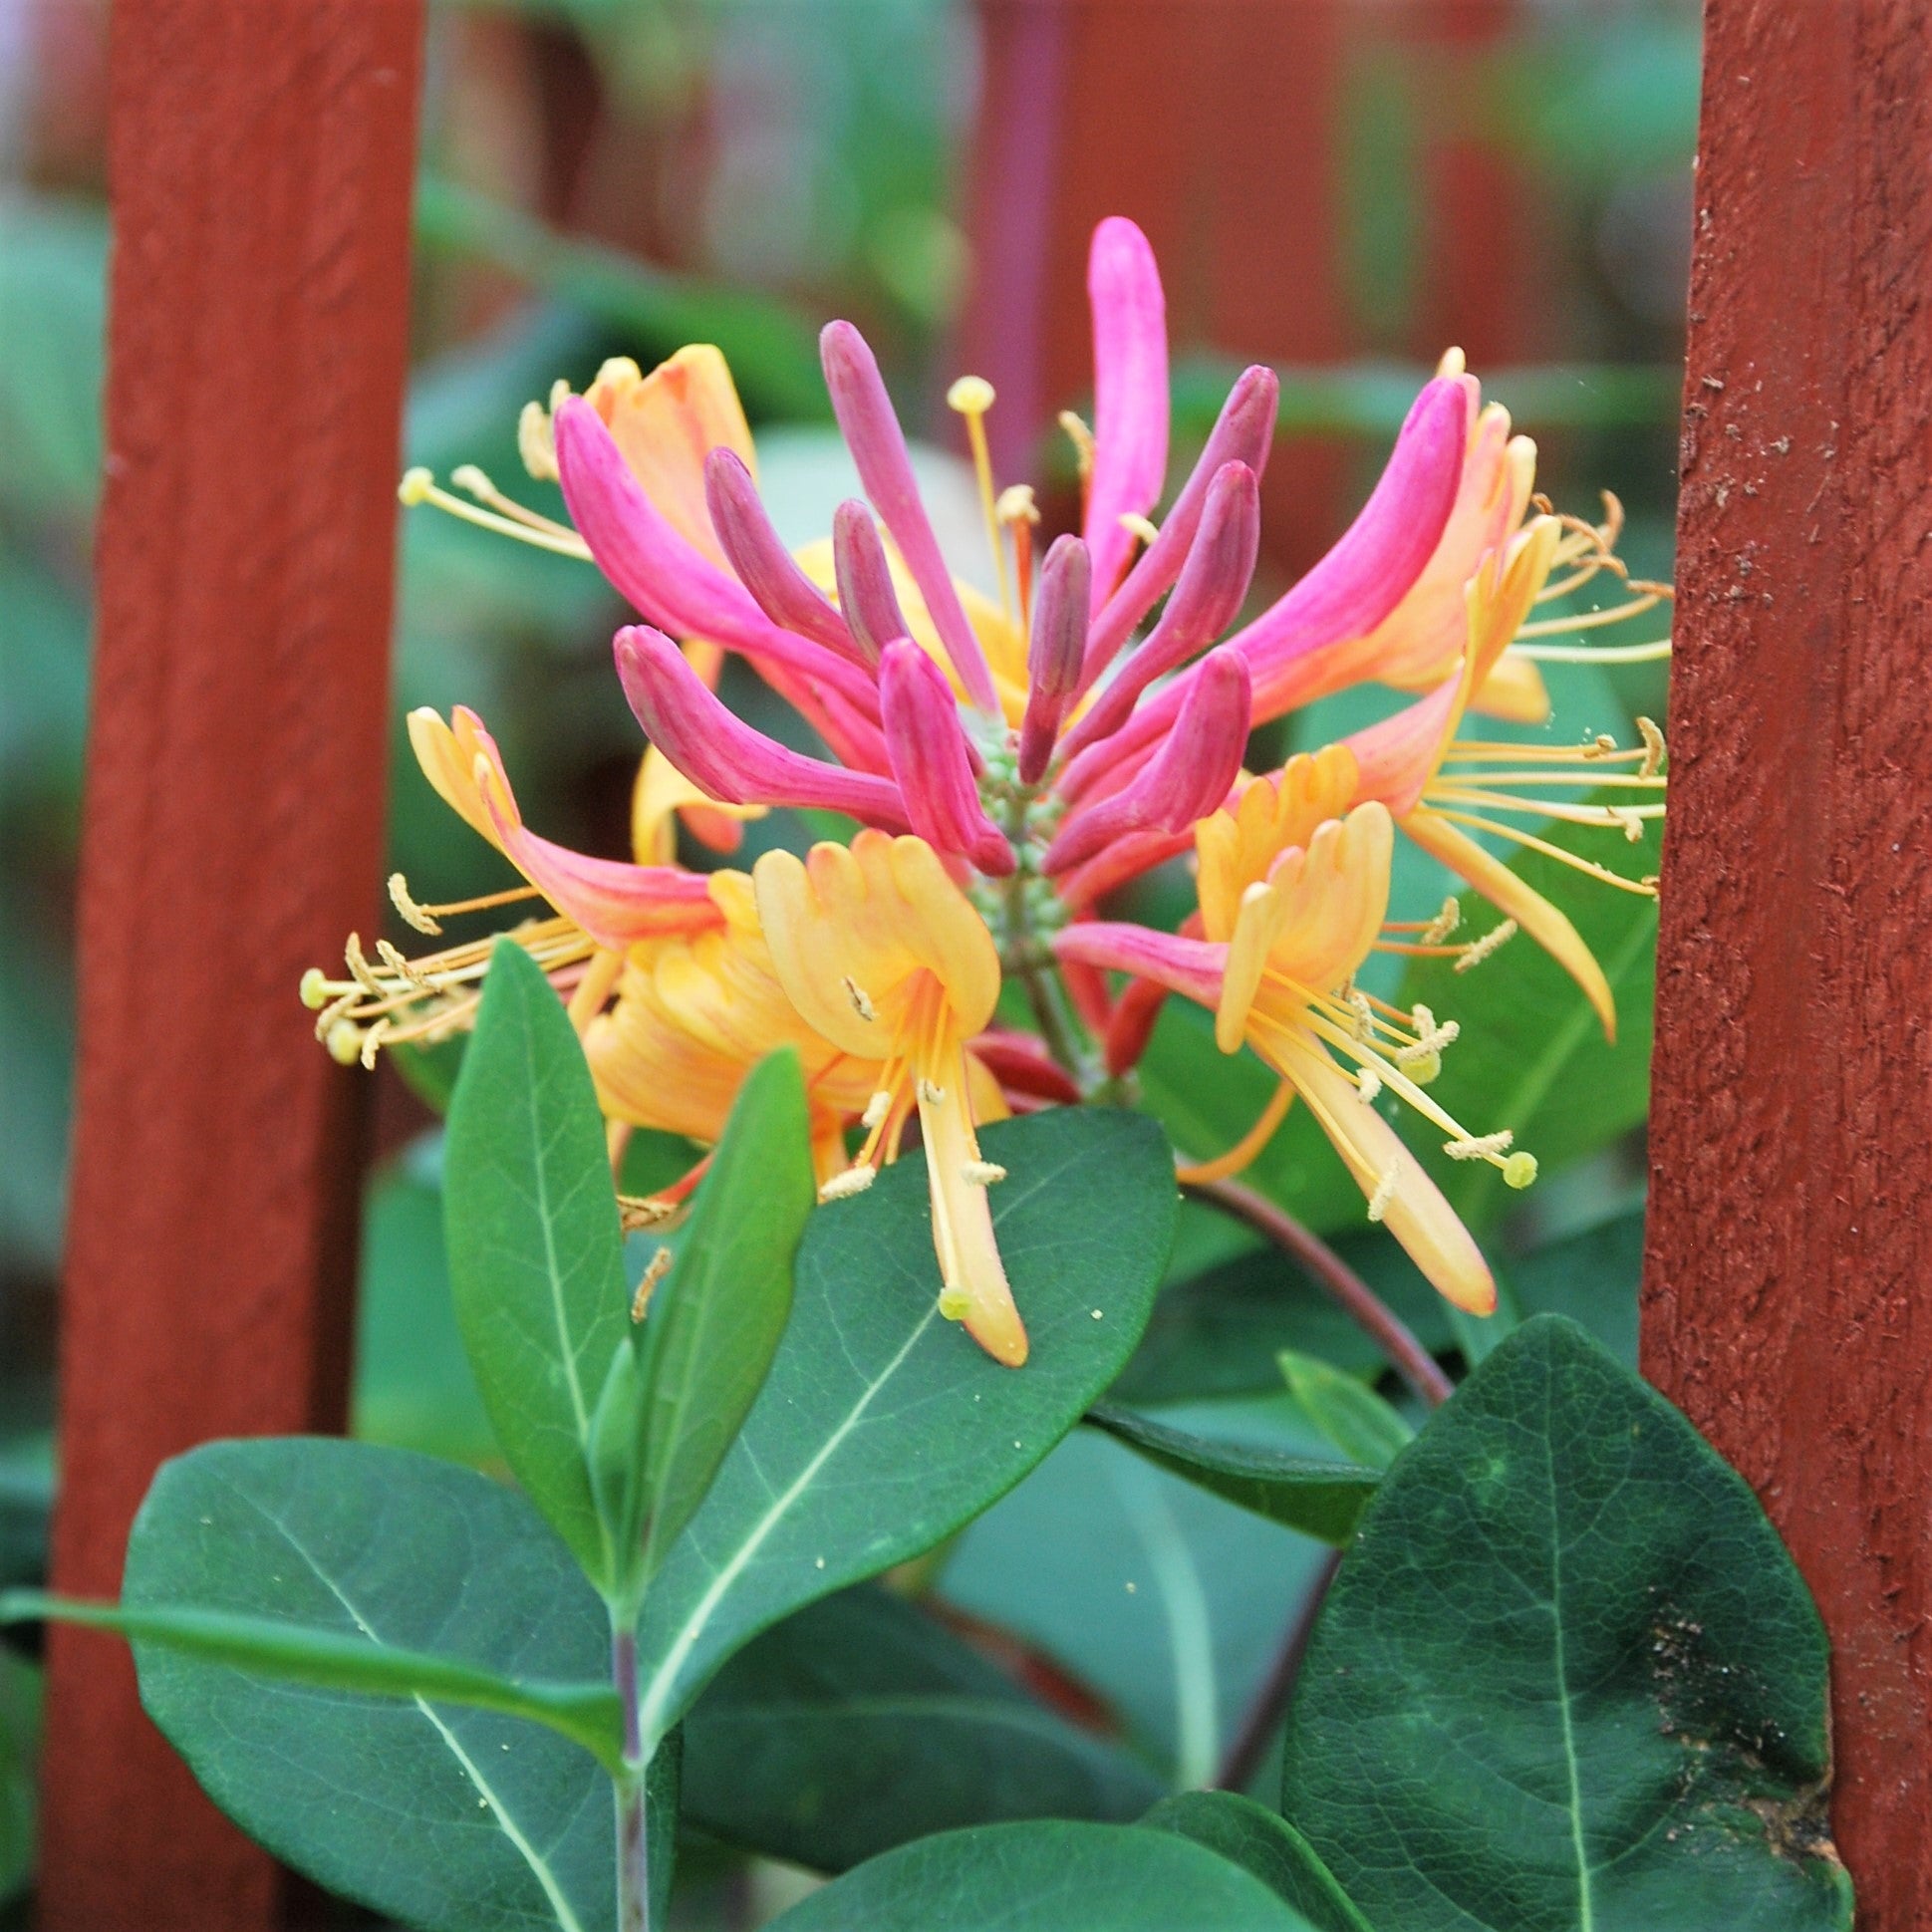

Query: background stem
[[614, 1627, 650, 1932]]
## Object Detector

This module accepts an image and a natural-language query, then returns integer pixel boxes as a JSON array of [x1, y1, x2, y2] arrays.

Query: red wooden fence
[[32, 0, 1932, 1926], [38, 3, 423, 1927], [1640, 2, 1932, 1926]]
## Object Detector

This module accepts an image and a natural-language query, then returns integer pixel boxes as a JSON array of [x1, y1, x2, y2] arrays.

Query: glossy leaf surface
[[1281, 1317, 1851, 1931], [632, 1108, 1176, 1750]]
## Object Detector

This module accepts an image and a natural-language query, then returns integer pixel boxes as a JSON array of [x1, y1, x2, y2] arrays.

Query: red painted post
[[38, 3, 423, 1927], [1641, 2, 1932, 1924]]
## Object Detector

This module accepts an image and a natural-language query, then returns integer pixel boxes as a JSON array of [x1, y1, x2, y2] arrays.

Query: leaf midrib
[[248, 1485, 592, 1932], [636, 1302, 940, 1748]]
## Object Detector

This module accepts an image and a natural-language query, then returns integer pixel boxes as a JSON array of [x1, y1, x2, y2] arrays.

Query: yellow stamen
[[1058, 410, 1096, 488], [451, 464, 581, 543], [1426, 811, 1660, 893], [948, 375, 1011, 620], [389, 874, 545, 937], [1118, 511, 1160, 548], [398, 466, 593, 559], [1513, 637, 1673, 665], [1637, 714, 1667, 778]]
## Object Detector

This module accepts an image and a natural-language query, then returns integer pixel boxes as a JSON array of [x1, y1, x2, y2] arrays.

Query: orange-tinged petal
[[631, 744, 764, 866], [1400, 807, 1618, 1042], [1217, 881, 1288, 1052], [919, 1051, 1027, 1367], [752, 831, 1001, 1058], [1195, 744, 1360, 943], [1260, 803, 1393, 991], [1261, 1025, 1496, 1315], [407, 705, 502, 847], [585, 346, 755, 566], [1469, 648, 1551, 724]]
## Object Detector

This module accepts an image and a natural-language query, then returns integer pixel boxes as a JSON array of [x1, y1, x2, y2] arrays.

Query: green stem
[[613, 1628, 649, 1932]]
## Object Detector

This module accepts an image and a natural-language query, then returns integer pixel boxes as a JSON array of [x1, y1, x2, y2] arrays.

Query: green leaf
[[1, 1592, 621, 1773], [633, 1049, 814, 1590], [942, 1419, 1333, 1790], [1395, 799, 1662, 1233], [1142, 1792, 1374, 1932], [119, 1437, 621, 1932], [631, 1107, 1176, 1751], [684, 1583, 1163, 1871], [1275, 1350, 1414, 1471], [0, 1643, 39, 1904], [1281, 1317, 1853, 1932], [762, 1820, 1320, 1931], [1087, 1404, 1379, 1546], [445, 937, 629, 1590]]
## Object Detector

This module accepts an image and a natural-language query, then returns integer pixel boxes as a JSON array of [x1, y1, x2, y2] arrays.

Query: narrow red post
[[39, 3, 423, 1927], [1641, 3, 1932, 1924]]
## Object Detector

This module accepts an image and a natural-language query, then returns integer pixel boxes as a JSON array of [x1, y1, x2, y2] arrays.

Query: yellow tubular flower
[[585, 873, 879, 1188], [1200, 798, 1499, 1314], [752, 831, 1027, 1368]]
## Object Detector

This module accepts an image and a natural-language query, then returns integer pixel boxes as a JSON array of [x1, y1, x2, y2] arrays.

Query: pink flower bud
[[1017, 535, 1090, 784], [703, 448, 863, 665], [615, 625, 912, 829], [1060, 374, 1470, 801], [820, 320, 998, 711], [1081, 363, 1277, 672], [1083, 217, 1169, 607], [1043, 651, 1250, 875], [1061, 461, 1258, 759], [878, 641, 1014, 875], [557, 400, 877, 714], [831, 500, 910, 667]]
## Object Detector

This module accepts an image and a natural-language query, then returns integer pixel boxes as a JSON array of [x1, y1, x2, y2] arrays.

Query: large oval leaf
[[683, 1584, 1162, 1871], [762, 1820, 1320, 1931], [122, 1438, 621, 1932], [444, 938, 630, 1590], [632, 1106, 1176, 1749], [1280, 1316, 1852, 1932]]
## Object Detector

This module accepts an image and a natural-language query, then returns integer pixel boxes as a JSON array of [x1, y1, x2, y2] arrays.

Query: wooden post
[[39, 3, 422, 1927], [1641, 3, 1932, 1924]]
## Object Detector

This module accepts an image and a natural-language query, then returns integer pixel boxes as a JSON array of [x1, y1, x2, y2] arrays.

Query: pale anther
[[517, 401, 559, 481], [389, 871, 442, 936], [995, 483, 1039, 526], [841, 975, 877, 1022], [917, 1078, 948, 1106], [1356, 1066, 1383, 1105], [1636, 714, 1667, 778], [862, 1090, 892, 1130], [962, 1160, 1007, 1187], [1455, 919, 1518, 972], [1444, 1130, 1515, 1162], [1419, 897, 1462, 945], [1118, 511, 1160, 547], [819, 1164, 877, 1203], [398, 466, 433, 506], [632, 1245, 674, 1322], [1366, 1167, 1399, 1223], [1057, 411, 1096, 482], [947, 375, 995, 414]]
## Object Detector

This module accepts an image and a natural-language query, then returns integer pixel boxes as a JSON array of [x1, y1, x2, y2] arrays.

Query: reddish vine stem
[[1215, 1546, 1342, 1793], [1184, 1177, 1455, 1410]]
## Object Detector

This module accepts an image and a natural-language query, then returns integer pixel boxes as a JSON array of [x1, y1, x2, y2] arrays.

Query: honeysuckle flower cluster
[[306, 216, 1667, 1367]]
